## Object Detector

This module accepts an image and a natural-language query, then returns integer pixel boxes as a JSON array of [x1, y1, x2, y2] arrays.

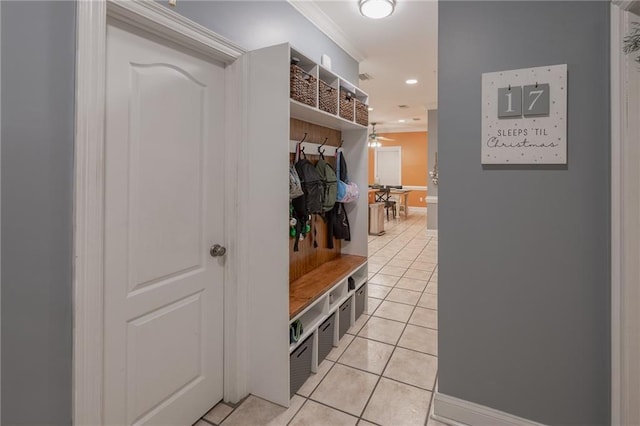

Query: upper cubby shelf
[[290, 99, 368, 131], [289, 46, 369, 132]]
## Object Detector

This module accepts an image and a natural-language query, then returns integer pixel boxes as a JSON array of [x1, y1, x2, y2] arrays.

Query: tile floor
[[196, 212, 444, 426]]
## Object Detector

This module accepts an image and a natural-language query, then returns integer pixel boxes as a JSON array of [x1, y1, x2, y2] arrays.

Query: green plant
[[624, 22, 640, 64]]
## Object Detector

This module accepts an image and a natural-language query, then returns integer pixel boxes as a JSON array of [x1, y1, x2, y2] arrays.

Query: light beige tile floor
[[196, 212, 439, 426]]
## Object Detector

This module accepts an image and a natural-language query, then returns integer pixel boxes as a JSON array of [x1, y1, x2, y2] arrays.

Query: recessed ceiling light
[[398, 119, 406, 123], [368, 107, 374, 111], [406, 79, 418, 85], [359, 0, 396, 19]]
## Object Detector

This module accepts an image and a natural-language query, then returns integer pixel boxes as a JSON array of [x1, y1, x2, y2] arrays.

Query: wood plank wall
[[289, 118, 342, 283]]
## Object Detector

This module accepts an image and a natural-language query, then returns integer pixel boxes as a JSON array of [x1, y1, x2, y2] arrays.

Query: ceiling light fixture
[[398, 119, 406, 123], [368, 107, 374, 111], [406, 79, 418, 85], [359, 0, 396, 19]]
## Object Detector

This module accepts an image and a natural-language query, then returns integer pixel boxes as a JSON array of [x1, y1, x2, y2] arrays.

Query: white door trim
[[73, 1, 246, 424], [611, 2, 640, 425]]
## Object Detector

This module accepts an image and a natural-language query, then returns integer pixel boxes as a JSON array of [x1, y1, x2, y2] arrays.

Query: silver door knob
[[210, 244, 226, 257]]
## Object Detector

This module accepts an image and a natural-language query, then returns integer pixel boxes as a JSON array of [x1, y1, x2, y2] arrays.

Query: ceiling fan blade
[[377, 136, 395, 141]]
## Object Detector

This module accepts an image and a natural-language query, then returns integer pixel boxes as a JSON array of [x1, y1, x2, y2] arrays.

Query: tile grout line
[[333, 356, 438, 393]]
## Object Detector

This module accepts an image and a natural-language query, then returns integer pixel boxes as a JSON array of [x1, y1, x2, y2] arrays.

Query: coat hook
[[535, 82, 538, 88], [508, 84, 511, 91], [300, 132, 307, 144]]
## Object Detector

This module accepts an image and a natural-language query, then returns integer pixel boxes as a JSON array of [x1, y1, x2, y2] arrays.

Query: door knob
[[210, 244, 226, 257]]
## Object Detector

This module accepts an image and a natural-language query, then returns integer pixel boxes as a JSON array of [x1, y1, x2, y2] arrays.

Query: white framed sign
[[482, 64, 567, 164]]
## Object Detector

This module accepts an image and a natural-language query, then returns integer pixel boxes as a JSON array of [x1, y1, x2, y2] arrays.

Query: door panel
[[105, 21, 225, 426], [126, 293, 203, 422], [128, 63, 205, 292]]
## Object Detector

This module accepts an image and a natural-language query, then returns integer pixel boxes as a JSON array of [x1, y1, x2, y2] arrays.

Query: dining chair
[[374, 188, 396, 220]]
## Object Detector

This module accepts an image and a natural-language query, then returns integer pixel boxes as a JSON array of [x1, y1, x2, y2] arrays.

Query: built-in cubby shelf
[[243, 42, 368, 408], [290, 45, 369, 130], [289, 256, 367, 355], [290, 254, 367, 318], [290, 99, 367, 131]]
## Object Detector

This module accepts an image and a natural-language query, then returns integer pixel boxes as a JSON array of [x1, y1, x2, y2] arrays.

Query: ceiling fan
[[368, 122, 394, 147]]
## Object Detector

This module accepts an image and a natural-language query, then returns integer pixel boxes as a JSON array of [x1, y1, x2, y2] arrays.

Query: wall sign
[[482, 64, 567, 164]]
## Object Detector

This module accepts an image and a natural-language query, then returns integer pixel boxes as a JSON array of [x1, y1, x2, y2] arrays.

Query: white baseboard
[[426, 229, 438, 237], [433, 393, 545, 426], [410, 206, 427, 213]]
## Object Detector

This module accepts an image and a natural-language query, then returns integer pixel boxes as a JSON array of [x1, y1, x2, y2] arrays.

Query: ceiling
[[290, 0, 438, 133]]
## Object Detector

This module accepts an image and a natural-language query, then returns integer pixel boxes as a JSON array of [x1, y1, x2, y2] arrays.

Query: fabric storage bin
[[290, 65, 317, 108], [290, 335, 313, 397], [339, 89, 355, 121], [338, 297, 352, 339], [319, 81, 338, 115], [355, 283, 366, 320], [355, 99, 369, 127], [317, 313, 336, 363]]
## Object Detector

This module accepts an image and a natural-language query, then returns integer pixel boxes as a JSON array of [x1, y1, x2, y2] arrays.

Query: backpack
[[336, 150, 359, 203], [326, 202, 351, 249], [315, 155, 337, 212], [289, 164, 304, 200], [291, 143, 323, 252], [293, 158, 323, 215]]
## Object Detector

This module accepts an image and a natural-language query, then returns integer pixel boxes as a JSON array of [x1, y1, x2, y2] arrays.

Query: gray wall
[[164, 1, 359, 83], [438, 2, 610, 425], [1, 1, 76, 424]]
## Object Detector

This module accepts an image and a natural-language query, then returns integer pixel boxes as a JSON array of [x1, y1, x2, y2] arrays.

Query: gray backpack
[[289, 164, 304, 200]]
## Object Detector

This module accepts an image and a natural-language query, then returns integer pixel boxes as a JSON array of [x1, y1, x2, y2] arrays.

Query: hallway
[[196, 212, 443, 426]]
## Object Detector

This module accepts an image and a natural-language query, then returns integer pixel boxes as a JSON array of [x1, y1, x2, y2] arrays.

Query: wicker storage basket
[[319, 81, 338, 115], [355, 99, 369, 126], [290, 65, 317, 107], [339, 89, 355, 121]]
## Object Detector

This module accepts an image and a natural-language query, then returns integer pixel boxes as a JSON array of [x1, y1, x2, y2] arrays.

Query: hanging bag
[[291, 142, 322, 251], [336, 150, 359, 203], [315, 151, 338, 212], [294, 147, 324, 214], [289, 163, 304, 200]]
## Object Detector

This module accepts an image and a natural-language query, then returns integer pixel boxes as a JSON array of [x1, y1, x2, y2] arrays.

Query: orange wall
[[368, 131, 428, 207]]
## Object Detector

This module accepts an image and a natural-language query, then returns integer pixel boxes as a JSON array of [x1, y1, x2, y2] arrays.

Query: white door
[[104, 21, 225, 425], [375, 147, 402, 186]]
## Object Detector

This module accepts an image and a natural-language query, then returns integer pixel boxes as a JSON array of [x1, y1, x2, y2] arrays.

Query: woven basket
[[355, 99, 369, 127], [290, 65, 317, 107], [319, 81, 338, 115], [339, 89, 355, 121]]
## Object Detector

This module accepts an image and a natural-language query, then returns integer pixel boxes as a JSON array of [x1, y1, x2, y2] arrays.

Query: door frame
[[73, 1, 247, 423], [611, 2, 640, 425]]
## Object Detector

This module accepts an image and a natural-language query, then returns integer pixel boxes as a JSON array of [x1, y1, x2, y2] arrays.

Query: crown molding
[[287, 0, 366, 62]]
